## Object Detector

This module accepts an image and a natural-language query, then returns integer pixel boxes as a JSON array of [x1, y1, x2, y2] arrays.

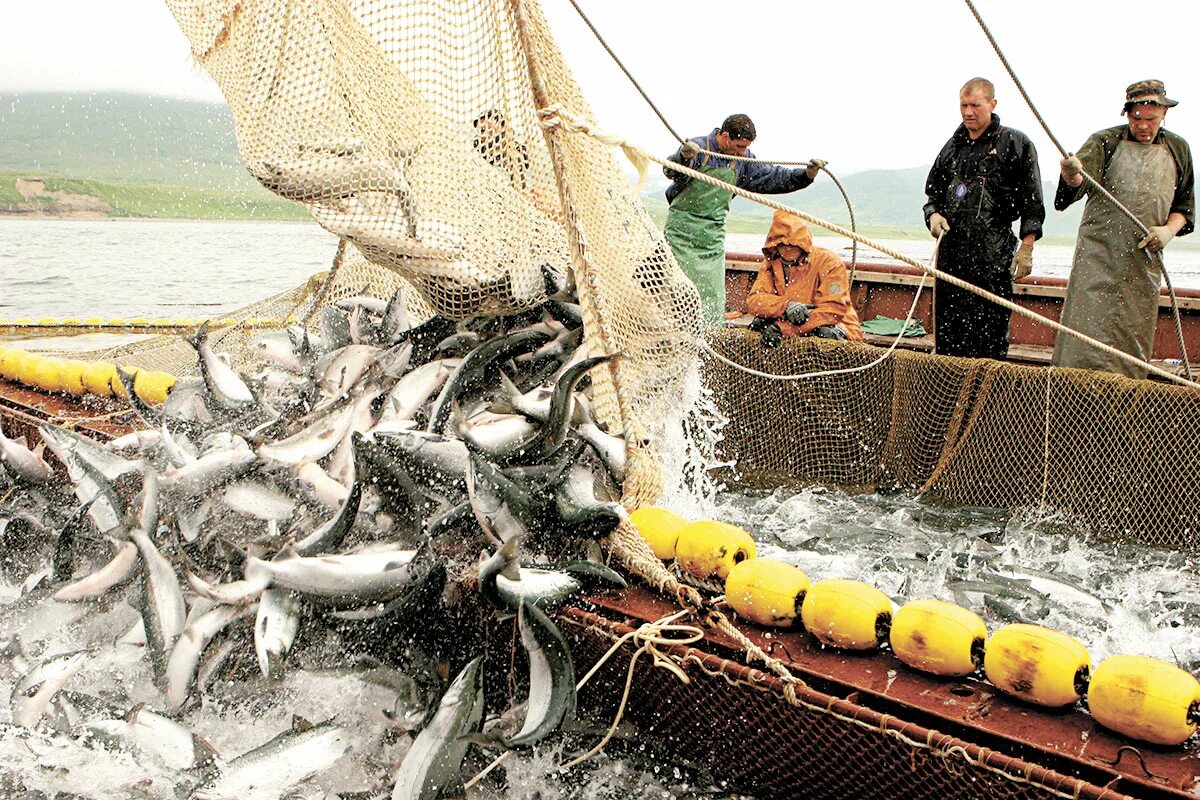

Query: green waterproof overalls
[[664, 155, 737, 325], [1053, 138, 1176, 379]]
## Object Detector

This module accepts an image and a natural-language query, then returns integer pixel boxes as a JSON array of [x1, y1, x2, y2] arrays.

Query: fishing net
[[52, 0, 698, 514], [705, 331, 1200, 549]]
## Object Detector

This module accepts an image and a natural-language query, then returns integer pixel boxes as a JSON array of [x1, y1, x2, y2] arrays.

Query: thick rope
[[963, 0, 1193, 381]]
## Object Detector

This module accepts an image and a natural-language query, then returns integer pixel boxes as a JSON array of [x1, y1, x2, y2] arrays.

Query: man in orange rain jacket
[[746, 210, 862, 346]]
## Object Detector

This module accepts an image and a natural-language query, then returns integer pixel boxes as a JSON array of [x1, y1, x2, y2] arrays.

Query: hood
[[762, 210, 813, 255]]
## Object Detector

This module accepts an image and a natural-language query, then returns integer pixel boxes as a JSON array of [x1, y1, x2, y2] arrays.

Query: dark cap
[[720, 113, 756, 141], [1122, 79, 1179, 114]]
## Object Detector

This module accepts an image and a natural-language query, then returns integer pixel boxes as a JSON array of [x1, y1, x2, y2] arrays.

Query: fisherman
[[473, 108, 530, 190], [1052, 80, 1195, 379], [664, 114, 824, 326], [746, 210, 862, 346], [923, 77, 1045, 360]]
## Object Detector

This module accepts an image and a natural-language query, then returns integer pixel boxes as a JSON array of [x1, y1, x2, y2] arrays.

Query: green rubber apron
[[664, 158, 737, 325], [1053, 139, 1176, 378]]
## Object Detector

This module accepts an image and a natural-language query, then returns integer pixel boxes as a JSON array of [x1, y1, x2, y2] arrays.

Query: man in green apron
[[664, 114, 823, 325], [1053, 80, 1195, 379]]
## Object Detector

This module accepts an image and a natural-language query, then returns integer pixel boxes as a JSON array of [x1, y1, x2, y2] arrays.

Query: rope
[[560, 0, 857, 279], [302, 238, 348, 327], [464, 609, 702, 788], [963, 0, 1193, 381]]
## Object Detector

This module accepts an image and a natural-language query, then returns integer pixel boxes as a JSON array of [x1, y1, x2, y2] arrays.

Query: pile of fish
[[0, 270, 635, 799]]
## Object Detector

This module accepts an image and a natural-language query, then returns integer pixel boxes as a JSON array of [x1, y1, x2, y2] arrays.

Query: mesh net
[[705, 330, 1200, 549], [54, 0, 700, 511]]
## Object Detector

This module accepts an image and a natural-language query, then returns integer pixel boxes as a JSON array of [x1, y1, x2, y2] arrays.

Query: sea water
[[2, 218, 1199, 799]]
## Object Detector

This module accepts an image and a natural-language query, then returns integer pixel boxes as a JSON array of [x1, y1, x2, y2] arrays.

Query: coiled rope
[[963, 0, 1193, 381], [561, 0, 859, 282]]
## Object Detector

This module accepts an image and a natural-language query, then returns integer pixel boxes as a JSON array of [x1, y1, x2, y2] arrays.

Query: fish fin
[[122, 701, 146, 723], [191, 733, 221, 772], [291, 714, 315, 733], [498, 537, 521, 581]]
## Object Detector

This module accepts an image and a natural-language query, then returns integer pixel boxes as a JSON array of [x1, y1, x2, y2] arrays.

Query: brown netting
[[562, 607, 1145, 800], [704, 330, 1200, 549]]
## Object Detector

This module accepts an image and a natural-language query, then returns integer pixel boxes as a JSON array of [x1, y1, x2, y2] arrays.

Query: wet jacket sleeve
[[922, 140, 954, 226], [1166, 131, 1195, 236], [746, 264, 789, 319], [664, 143, 695, 205], [738, 160, 814, 195], [793, 253, 853, 335], [1011, 133, 1045, 240]]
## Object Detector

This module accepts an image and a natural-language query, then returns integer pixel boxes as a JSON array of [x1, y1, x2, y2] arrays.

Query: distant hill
[[0, 92, 1112, 240]]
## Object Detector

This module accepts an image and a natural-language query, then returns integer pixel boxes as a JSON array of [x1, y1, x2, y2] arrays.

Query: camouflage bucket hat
[[1122, 79, 1179, 114]]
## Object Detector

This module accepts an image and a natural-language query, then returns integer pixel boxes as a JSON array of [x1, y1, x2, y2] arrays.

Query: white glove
[[1138, 225, 1175, 253], [929, 213, 950, 238]]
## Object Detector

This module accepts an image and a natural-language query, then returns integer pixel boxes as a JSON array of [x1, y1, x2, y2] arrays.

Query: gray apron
[[1053, 139, 1176, 378]]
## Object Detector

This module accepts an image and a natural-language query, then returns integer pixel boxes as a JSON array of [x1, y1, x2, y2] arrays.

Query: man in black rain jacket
[[923, 77, 1045, 360]]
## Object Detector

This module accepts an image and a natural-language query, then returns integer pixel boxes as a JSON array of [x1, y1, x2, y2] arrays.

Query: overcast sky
[[2, 0, 1198, 179]]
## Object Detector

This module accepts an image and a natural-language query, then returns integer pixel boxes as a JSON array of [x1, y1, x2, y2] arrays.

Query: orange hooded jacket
[[747, 211, 862, 340]]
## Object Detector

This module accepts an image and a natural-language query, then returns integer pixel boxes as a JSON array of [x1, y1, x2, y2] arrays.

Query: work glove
[[928, 213, 950, 238], [1010, 241, 1034, 280], [1139, 225, 1175, 253], [784, 301, 810, 326], [759, 322, 782, 349], [806, 159, 828, 179], [1060, 155, 1083, 180], [679, 140, 701, 161]]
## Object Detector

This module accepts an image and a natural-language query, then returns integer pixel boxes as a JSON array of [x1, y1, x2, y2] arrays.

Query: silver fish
[[188, 322, 256, 410], [390, 657, 484, 800], [254, 588, 302, 679], [193, 719, 349, 800], [503, 601, 576, 748], [83, 705, 215, 771], [166, 602, 253, 712], [52, 538, 139, 602], [0, 426, 53, 484], [10, 649, 89, 728], [242, 546, 421, 606]]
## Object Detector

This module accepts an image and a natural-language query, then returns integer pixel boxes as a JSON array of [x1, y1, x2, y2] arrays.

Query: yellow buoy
[[61, 318, 81, 326], [151, 318, 171, 327], [629, 506, 690, 560], [108, 318, 127, 327], [37, 317, 58, 326], [58, 360, 89, 396], [1088, 655, 1200, 746], [81, 361, 119, 398], [83, 317, 103, 326], [0, 348, 22, 381], [133, 369, 175, 405], [129, 317, 150, 327], [13, 318, 34, 325], [801, 579, 893, 650], [984, 623, 1090, 708], [6, 350, 39, 384], [674, 521, 757, 582], [28, 357, 66, 393], [725, 558, 809, 627], [890, 599, 986, 677]]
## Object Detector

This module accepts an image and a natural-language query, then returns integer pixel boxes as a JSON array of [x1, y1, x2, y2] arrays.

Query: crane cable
[[964, 0, 1193, 381]]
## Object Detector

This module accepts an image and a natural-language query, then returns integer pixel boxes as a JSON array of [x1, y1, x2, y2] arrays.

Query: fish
[[192, 718, 350, 800], [250, 151, 409, 204], [254, 588, 303, 679], [426, 328, 554, 434], [166, 602, 253, 711], [390, 656, 484, 800], [82, 705, 217, 771], [240, 545, 422, 606], [130, 473, 188, 680], [187, 322, 256, 411], [501, 601, 576, 749], [10, 649, 89, 728], [0, 425, 53, 485], [292, 467, 363, 556], [52, 538, 140, 602]]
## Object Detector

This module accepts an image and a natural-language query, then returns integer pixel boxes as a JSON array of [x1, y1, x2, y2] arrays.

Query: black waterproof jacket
[[923, 115, 1045, 244]]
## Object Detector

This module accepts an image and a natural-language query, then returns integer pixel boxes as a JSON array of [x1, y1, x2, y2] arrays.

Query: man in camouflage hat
[[1053, 80, 1195, 378]]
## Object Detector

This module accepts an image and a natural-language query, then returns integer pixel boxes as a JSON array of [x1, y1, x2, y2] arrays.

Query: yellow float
[[1087, 654, 1200, 746], [801, 579, 892, 650], [984, 624, 1090, 708], [629, 506, 690, 560], [674, 521, 756, 582], [725, 558, 809, 627], [890, 599, 986, 677]]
